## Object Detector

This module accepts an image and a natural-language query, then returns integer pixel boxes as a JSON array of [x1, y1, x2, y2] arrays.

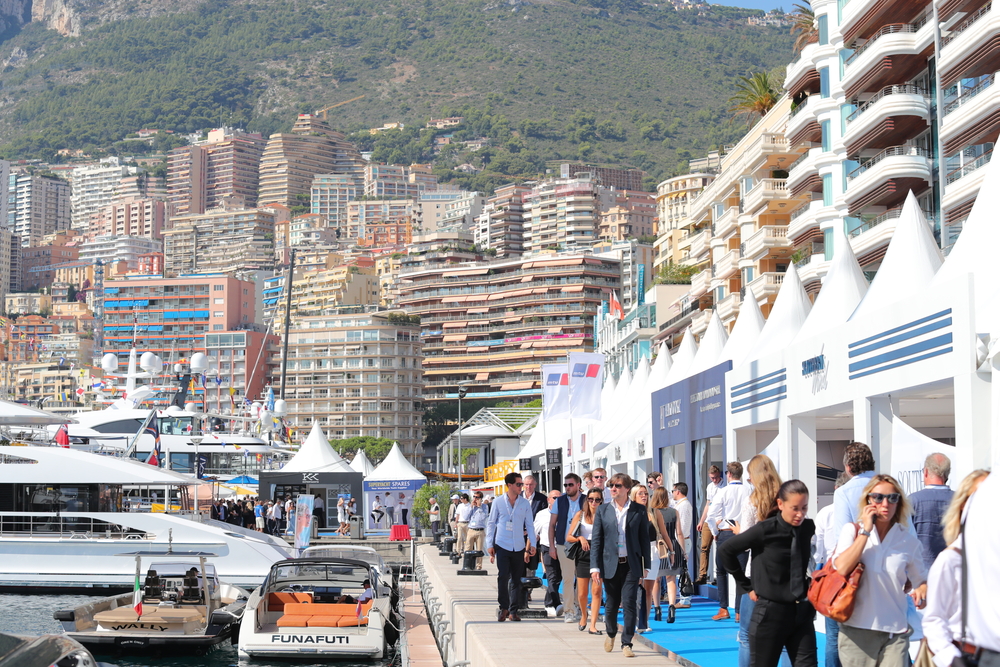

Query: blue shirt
[[468, 504, 488, 530], [486, 494, 536, 552], [254, 505, 263, 518], [833, 471, 874, 536]]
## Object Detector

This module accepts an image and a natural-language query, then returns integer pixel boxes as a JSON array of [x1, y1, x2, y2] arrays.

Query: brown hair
[[858, 474, 911, 527], [583, 488, 604, 522], [726, 461, 743, 479], [650, 486, 671, 511], [844, 442, 875, 475], [747, 455, 782, 520], [610, 472, 632, 489]]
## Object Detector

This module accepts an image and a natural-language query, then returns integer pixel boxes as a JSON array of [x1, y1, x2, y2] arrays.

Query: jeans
[[750, 598, 817, 667], [716, 530, 748, 611], [385, 506, 395, 526], [740, 596, 793, 667], [824, 617, 842, 667], [494, 545, 526, 613], [542, 548, 562, 608], [604, 559, 640, 648]]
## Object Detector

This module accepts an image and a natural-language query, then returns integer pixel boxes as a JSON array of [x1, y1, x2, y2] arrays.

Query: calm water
[[0, 594, 396, 667]]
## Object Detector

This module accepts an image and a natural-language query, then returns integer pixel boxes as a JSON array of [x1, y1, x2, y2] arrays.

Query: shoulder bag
[[565, 513, 584, 561], [654, 511, 672, 562], [807, 523, 865, 623], [678, 553, 694, 597], [952, 519, 980, 667]]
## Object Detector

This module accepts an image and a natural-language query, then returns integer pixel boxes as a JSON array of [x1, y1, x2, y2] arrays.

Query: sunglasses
[[868, 492, 900, 505], [593, 475, 607, 480], [610, 483, 625, 489], [588, 498, 602, 503], [511, 482, 523, 487]]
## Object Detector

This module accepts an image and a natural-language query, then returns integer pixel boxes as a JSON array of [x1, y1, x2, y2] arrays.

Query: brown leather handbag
[[807, 525, 865, 622]]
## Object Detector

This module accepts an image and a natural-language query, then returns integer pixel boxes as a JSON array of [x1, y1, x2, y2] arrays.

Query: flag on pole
[[568, 352, 605, 420], [540, 363, 570, 421], [132, 558, 143, 618], [145, 419, 162, 467], [609, 290, 625, 321], [355, 599, 363, 619]]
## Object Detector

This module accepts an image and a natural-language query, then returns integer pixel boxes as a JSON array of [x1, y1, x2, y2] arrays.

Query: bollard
[[440, 536, 456, 556], [516, 576, 548, 619], [456, 550, 487, 576]]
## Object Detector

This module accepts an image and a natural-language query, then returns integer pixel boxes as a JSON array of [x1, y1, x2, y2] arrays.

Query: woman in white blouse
[[833, 474, 928, 667], [922, 469, 990, 667]]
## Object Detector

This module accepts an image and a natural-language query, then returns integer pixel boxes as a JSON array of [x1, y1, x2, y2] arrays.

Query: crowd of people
[[369, 492, 412, 528], [457, 444, 997, 666]]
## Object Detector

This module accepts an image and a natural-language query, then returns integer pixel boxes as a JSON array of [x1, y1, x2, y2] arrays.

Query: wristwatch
[[858, 527, 872, 537]]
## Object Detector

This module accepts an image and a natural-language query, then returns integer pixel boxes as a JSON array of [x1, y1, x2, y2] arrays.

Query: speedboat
[[55, 553, 248, 655], [238, 557, 395, 660], [0, 630, 101, 667], [301, 545, 394, 601], [0, 447, 291, 592]]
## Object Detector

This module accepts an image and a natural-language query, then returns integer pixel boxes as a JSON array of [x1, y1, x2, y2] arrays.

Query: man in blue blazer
[[590, 473, 651, 658]]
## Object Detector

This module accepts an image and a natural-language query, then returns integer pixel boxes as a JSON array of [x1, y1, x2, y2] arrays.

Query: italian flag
[[132, 563, 143, 618]]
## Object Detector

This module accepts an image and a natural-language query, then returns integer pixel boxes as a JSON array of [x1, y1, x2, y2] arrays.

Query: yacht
[[0, 446, 292, 592]]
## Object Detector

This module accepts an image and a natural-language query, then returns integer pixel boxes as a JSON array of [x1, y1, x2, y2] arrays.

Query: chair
[[181, 574, 201, 603]]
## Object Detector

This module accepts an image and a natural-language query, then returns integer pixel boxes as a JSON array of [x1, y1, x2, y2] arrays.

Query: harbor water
[[0, 594, 396, 667]]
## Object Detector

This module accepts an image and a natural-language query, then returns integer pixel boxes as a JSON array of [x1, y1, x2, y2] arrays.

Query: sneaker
[[545, 606, 557, 618], [622, 645, 635, 658], [555, 604, 565, 616], [564, 612, 581, 623], [604, 635, 615, 653]]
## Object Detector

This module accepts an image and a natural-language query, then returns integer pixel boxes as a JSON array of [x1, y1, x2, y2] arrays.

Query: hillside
[[0, 0, 795, 185]]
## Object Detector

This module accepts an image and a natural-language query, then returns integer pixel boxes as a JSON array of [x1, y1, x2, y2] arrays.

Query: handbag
[[678, 553, 694, 597], [807, 524, 865, 623], [953, 519, 980, 667], [654, 509, 672, 561], [566, 514, 584, 561]]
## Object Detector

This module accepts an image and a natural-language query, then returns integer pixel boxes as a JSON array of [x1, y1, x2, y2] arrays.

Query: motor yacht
[[300, 545, 395, 602]]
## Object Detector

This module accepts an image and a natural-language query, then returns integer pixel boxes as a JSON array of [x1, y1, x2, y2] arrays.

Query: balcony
[[713, 206, 739, 238], [841, 0, 929, 45], [785, 43, 820, 97], [788, 148, 822, 197], [943, 150, 992, 215], [848, 209, 902, 264], [844, 85, 931, 154], [712, 248, 741, 280], [688, 229, 712, 262], [741, 225, 791, 261], [796, 254, 828, 287], [842, 21, 933, 98], [690, 308, 713, 337], [689, 267, 713, 299], [787, 97, 820, 145], [940, 3, 1000, 86], [716, 292, 741, 323], [743, 178, 800, 216], [743, 272, 785, 301], [788, 200, 825, 242], [845, 146, 932, 213], [941, 74, 1000, 155]]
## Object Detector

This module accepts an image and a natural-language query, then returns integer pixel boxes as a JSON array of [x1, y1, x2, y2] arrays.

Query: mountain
[[0, 0, 795, 185]]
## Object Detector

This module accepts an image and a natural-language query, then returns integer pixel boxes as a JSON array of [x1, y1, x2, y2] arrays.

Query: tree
[[654, 261, 699, 285], [411, 482, 451, 529], [790, 2, 818, 54], [728, 71, 781, 125], [330, 436, 395, 464]]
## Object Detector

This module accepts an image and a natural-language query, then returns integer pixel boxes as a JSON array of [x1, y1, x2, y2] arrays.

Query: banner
[[568, 352, 604, 420], [890, 417, 956, 495], [362, 479, 425, 531], [541, 363, 570, 421], [294, 494, 315, 550]]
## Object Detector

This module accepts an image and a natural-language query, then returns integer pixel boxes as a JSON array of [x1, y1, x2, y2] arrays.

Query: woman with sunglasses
[[833, 474, 928, 667], [629, 484, 667, 633], [567, 488, 605, 634]]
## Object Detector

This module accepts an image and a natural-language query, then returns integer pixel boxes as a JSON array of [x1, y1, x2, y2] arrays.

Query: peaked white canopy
[[281, 423, 354, 473], [349, 449, 375, 477], [719, 287, 765, 367], [664, 328, 698, 384], [648, 341, 673, 392], [795, 228, 868, 341], [603, 357, 650, 447], [367, 442, 426, 482], [851, 192, 943, 321], [751, 266, 812, 361], [690, 311, 729, 374]]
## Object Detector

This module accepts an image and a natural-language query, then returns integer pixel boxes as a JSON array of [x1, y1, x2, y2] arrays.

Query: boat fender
[[209, 610, 238, 626], [53, 610, 75, 622]]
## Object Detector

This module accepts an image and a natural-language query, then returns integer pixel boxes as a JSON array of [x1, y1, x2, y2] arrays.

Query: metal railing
[[795, 254, 813, 268], [790, 96, 811, 118], [790, 201, 814, 221], [944, 74, 997, 115], [846, 20, 928, 67], [658, 302, 699, 332], [0, 513, 152, 539], [848, 146, 929, 180], [848, 208, 902, 238], [946, 150, 993, 184], [847, 85, 927, 123], [943, 2, 992, 45], [788, 149, 814, 173]]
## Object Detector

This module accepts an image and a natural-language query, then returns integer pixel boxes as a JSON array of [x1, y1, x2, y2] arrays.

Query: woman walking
[[629, 484, 666, 633], [566, 488, 605, 634], [720, 479, 817, 667], [650, 487, 684, 623], [833, 474, 927, 667], [336, 497, 349, 536], [922, 469, 990, 667]]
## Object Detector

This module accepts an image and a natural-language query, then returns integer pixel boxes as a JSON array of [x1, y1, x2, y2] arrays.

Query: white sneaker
[[563, 612, 581, 623], [545, 606, 557, 618]]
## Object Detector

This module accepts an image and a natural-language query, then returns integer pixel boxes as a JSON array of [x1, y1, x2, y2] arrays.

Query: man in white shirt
[[384, 493, 396, 526], [696, 465, 725, 585], [593, 467, 612, 503], [398, 492, 409, 526], [454, 494, 472, 554], [963, 469, 1000, 664], [536, 489, 562, 612], [671, 482, 694, 608], [707, 461, 751, 621], [465, 492, 489, 569]]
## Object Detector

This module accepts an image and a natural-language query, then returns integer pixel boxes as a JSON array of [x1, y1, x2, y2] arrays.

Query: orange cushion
[[337, 616, 369, 627], [284, 602, 372, 616], [276, 615, 312, 628], [306, 615, 343, 627], [268, 592, 313, 611]]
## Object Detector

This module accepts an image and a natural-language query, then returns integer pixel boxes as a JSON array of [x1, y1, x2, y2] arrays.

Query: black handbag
[[678, 553, 694, 597], [566, 514, 584, 561]]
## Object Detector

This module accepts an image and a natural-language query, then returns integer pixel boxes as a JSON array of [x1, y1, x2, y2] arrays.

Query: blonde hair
[[629, 483, 648, 503], [858, 474, 912, 527], [943, 469, 990, 544], [748, 454, 782, 520]]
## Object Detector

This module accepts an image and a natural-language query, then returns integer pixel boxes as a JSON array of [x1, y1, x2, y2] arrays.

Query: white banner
[[890, 417, 956, 495], [541, 363, 570, 421], [568, 352, 604, 420]]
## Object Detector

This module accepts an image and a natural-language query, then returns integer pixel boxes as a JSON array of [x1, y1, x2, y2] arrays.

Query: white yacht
[[0, 446, 292, 592]]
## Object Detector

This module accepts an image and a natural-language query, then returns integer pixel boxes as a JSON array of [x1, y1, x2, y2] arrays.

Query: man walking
[[592, 467, 611, 502], [707, 462, 750, 621], [910, 452, 953, 569], [486, 472, 537, 622], [832, 442, 876, 534], [465, 492, 488, 569], [548, 473, 583, 622], [671, 482, 694, 608], [454, 493, 472, 555], [428, 497, 441, 536], [536, 489, 563, 613], [447, 494, 460, 536], [696, 465, 724, 585], [523, 474, 548, 517], [590, 473, 651, 658], [384, 493, 396, 526]]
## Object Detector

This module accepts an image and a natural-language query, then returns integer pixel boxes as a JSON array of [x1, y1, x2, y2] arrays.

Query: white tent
[[663, 328, 698, 385], [366, 442, 426, 483], [689, 311, 729, 374], [648, 341, 673, 392], [280, 423, 354, 473], [748, 265, 812, 362], [719, 287, 765, 367], [363, 442, 427, 531], [795, 228, 868, 342], [349, 449, 375, 477]]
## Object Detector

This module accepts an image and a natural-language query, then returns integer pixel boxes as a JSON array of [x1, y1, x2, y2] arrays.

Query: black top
[[718, 514, 815, 603]]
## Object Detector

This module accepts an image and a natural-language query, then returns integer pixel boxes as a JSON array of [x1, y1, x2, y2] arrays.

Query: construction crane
[[315, 95, 365, 121]]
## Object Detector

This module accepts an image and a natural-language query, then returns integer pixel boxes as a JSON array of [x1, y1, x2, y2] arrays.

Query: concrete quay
[[415, 544, 687, 666]]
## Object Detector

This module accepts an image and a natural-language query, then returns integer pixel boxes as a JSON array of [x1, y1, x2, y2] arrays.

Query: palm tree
[[790, 2, 818, 53], [728, 72, 781, 124]]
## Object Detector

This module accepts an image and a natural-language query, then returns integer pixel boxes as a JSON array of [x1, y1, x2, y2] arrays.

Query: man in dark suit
[[590, 473, 651, 658], [522, 474, 548, 517]]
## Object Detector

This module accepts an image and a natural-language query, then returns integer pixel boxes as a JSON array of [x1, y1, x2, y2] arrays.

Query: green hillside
[[0, 0, 795, 185]]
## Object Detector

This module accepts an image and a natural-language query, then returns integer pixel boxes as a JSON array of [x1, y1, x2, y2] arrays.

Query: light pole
[[456, 380, 473, 490]]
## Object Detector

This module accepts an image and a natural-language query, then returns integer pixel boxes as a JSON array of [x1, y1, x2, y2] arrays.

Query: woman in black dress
[[650, 486, 684, 623]]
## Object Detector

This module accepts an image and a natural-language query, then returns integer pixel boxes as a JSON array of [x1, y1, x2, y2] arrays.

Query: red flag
[[610, 291, 625, 320], [55, 424, 70, 448], [355, 599, 363, 618]]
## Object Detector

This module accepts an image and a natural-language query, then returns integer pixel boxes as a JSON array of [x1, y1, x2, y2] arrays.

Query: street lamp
[[456, 380, 473, 491], [187, 400, 206, 517]]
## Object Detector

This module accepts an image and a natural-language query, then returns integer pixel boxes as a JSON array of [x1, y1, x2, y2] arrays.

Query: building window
[[842, 159, 859, 192], [818, 15, 829, 44], [823, 227, 834, 261], [213, 324, 223, 331], [213, 285, 224, 291], [840, 103, 856, 135], [821, 121, 832, 152], [819, 67, 830, 98], [822, 173, 834, 206]]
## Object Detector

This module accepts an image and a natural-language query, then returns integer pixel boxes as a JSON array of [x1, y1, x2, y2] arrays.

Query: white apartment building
[[70, 157, 138, 230], [0, 160, 9, 230], [310, 172, 363, 238], [9, 172, 71, 248], [436, 191, 487, 231], [78, 235, 163, 271]]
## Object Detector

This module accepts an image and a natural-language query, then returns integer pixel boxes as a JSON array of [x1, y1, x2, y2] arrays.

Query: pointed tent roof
[[366, 442, 427, 482], [795, 228, 868, 341], [719, 287, 766, 368], [350, 449, 375, 477], [751, 266, 812, 360], [664, 328, 698, 384], [281, 422, 355, 473], [648, 341, 673, 392], [690, 311, 729, 374], [608, 357, 650, 440]]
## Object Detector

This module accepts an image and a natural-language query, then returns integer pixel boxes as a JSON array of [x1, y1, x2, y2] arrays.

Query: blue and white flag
[[541, 363, 570, 421], [568, 352, 605, 420]]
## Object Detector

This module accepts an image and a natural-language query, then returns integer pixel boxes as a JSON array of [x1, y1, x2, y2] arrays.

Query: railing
[[946, 150, 993, 184], [847, 85, 927, 123], [659, 302, 700, 332], [790, 201, 814, 221], [848, 146, 929, 180], [742, 272, 785, 298], [943, 2, 992, 45], [944, 74, 997, 115], [795, 254, 813, 268], [0, 513, 153, 538], [788, 148, 814, 173], [845, 21, 925, 67], [848, 208, 902, 238], [790, 96, 810, 118]]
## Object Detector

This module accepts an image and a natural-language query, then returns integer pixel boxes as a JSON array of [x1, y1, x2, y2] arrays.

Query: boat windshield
[[270, 562, 369, 588]]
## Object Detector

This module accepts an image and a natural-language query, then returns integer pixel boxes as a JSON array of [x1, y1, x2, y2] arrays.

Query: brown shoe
[[712, 609, 731, 621], [622, 645, 635, 658], [498, 609, 509, 622], [604, 635, 614, 652], [510, 613, 522, 622]]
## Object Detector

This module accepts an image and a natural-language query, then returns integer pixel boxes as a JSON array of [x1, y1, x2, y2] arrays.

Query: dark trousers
[[749, 598, 818, 667], [716, 530, 748, 611], [542, 548, 562, 608], [518, 550, 540, 608], [494, 545, 526, 613], [981, 649, 1000, 667], [604, 558, 640, 648], [401, 508, 409, 525], [314, 508, 325, 527]]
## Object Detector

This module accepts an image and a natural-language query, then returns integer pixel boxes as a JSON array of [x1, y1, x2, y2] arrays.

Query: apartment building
[[594, 239, 655, 309], [6, 315, 60, 363], [261, 264, 380, 330], [258, 115, 366, 207], [0, 160, 9, 228], [363, 163, 437, 199], [203, 329, 278, 413], [162, 198, 275, 276], [346, 199, 415, 241], [310, 173, 363, 238], [167, 127, 267, 215], [363, 220, 412, 248], [9, 172, 71, 248], [116, 172, 166, 203], [70, 158, 138, 230], [0, 362, 101, 408], [78, 236, 162, 271], [560, 163, 646, 191], [400, 230, 481, 274], [436, 191, 487, 231], [597, 190, 657, 242], [275, 309, 425, 460], [654, 172, 716, 272], [0, 228, 16, 306], [396, 253, 621, 402], [87, 198, 166, 240], [472, 184, 529, 258], [524, 176, 606, 252], [375, 253, 403, 307], [4, 292, 52, 316], [21, 240, 80, 292]]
